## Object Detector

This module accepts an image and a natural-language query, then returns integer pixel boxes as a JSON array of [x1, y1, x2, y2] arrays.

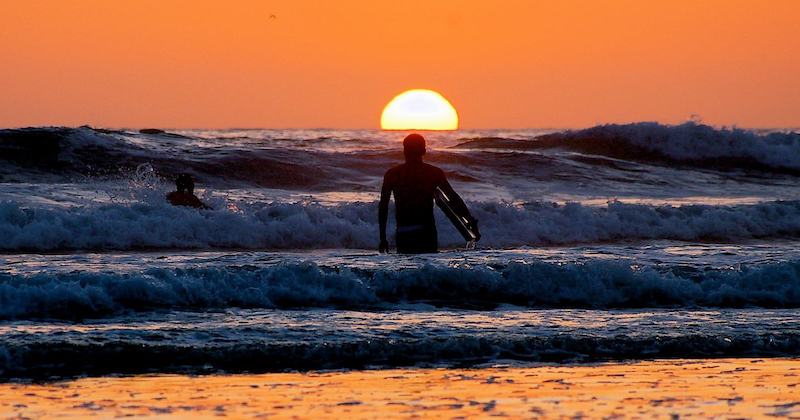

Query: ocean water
[[1, 122, 799, 379]]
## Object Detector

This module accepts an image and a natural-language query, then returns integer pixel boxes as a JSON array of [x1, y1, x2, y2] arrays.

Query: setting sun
[[380, 89, 459, 130]]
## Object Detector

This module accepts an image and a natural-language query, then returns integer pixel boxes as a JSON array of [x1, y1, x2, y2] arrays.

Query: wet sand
[[2, 359, 800, 418]]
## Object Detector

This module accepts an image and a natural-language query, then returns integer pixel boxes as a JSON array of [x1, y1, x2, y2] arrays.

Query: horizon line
[[2, 123, 799, 132]]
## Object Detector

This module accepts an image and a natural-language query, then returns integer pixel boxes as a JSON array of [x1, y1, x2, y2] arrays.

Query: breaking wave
[[0, 127, 389, 188], [3, 123, 800, 191], [2, 259, 800, 320], [455, 122, 800, 172], [1, 199, 800, 252]]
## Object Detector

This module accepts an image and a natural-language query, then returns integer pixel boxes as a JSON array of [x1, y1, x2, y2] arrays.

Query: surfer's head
[[403, 133, 426, 162], [175, 173, 195, 194]]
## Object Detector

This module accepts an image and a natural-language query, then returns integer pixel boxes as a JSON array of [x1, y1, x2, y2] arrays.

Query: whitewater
[[1, 122, 799, 379]]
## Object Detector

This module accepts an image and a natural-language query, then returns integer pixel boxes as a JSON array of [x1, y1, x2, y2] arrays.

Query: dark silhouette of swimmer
[[166, 173, 210, 209], [379, 133, 476, 254]]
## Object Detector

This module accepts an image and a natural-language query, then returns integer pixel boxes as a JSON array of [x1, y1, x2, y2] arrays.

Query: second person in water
[[167, 173, 210, 209], [379, 133, 478, 254]]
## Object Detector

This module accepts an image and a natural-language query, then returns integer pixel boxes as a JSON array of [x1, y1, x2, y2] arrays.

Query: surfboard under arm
[[434, 186, 480, 243]]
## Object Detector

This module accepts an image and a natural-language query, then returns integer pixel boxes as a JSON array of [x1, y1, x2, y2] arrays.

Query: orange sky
[[1, 0, 798, 129]]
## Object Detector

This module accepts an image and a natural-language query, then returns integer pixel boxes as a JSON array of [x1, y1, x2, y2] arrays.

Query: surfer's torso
[[383, 161, 446, 228], [382, 161, 447, 253]]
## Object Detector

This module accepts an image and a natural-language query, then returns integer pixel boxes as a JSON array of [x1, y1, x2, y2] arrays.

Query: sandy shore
[[2, 359, 800, 418]]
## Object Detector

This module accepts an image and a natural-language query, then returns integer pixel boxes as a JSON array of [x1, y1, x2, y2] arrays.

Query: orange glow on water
[[2, 360, 799, 418]]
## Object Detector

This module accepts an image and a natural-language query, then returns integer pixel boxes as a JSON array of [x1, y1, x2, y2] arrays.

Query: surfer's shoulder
[[422, 162, 446, 179], [383, 164, 404, 180], [387, 162, 412, 172]]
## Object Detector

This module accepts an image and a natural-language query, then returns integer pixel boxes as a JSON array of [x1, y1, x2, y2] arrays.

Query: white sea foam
[[2, 259, 800, 320], [1, 199, 799, 251], [542, 122, 800, 170]]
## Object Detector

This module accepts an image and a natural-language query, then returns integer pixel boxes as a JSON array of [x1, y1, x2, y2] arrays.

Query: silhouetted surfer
[[166, 173, 210, 209], [379, 133, 478, 254]]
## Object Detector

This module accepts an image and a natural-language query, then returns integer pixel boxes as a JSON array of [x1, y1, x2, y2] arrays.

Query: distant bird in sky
[[269, 14, 277, 19]]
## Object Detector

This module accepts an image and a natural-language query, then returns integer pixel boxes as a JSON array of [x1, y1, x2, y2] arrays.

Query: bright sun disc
[[380, 89, 459, 130]]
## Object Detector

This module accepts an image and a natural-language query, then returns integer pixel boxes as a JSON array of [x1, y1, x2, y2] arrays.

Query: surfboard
[[434, 186, 480, 244]]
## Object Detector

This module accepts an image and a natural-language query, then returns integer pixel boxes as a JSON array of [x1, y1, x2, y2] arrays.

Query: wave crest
[[2, 200, 800, 251], [2, 260, 800, 320], [456, 122, 800, 172]]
